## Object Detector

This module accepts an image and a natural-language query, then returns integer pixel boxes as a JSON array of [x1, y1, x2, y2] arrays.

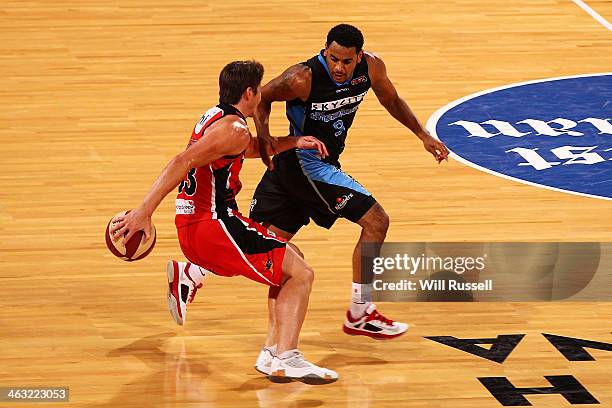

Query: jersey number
[[333, 119, 346, 137], [178, 168, 197, 196]]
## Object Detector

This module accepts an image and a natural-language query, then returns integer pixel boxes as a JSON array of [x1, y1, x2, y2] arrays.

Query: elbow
[[172, 152, 196, 171], [387, 95, 401, 109], [382, 95, 402, 115]]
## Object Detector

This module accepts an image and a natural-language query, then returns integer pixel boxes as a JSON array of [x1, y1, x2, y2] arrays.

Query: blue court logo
[[427, 73, 612, 200]]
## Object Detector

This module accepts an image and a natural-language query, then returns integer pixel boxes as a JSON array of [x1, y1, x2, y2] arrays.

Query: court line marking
[[426, 72, 612, 202], [571, 0, 612, 31]]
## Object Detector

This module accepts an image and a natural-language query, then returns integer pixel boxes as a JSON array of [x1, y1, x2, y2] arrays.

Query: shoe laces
[[184, 263, 202, 303], [281, 350, 311, 368], [367, 309, 395, 326], [188, 283, 202, 303]]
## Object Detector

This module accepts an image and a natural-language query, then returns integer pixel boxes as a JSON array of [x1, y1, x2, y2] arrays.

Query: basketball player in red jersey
[[110, 61, 337, 384]]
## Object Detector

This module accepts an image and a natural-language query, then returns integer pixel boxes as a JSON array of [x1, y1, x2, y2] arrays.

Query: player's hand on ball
[[297, 136, 329, 159], [421, 132, 449, 164], [110, 207, 153, 246]]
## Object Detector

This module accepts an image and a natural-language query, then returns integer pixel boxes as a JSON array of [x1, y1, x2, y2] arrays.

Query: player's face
[[323, 42, 363, 83], [244, 84, 262, 117]]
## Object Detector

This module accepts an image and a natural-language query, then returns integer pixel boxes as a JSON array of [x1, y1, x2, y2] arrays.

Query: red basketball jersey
[[175, 103, 246, 228]]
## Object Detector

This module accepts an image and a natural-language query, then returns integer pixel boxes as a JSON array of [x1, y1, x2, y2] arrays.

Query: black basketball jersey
[[286, 50, 371, 165]]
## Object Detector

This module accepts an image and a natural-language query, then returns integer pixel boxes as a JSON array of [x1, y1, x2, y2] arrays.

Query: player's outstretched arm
[[367, 52, 449, 163], [109, 118, 250, 244], [254, 64, 311, 168], [245, 135, 328, 159]]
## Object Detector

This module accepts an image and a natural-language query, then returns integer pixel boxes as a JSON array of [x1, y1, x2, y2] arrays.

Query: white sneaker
[[343, 303, 408, 340], [254, 347, 275, 375], [166, 260, 202, 326], [268, 350, 338, 384]]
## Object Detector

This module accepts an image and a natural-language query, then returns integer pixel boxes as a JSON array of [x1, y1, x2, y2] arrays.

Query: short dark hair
[[326, 24, 364, 52], [219, 60, 264, 105]]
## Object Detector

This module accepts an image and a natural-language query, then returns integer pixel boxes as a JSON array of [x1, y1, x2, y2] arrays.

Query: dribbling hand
[[109, 207, 153, 246]]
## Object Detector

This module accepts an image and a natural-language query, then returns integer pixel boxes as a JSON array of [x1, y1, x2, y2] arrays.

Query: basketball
[[105, 210, 156, 261]]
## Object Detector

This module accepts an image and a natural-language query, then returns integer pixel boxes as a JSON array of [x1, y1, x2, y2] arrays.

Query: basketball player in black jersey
[[248, 24, 449, 371]]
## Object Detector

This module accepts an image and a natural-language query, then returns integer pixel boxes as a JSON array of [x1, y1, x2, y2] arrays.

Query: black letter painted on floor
[[542, 333, 612, 361], [478, 375, 599, 406], [425, 334, 525, 363]]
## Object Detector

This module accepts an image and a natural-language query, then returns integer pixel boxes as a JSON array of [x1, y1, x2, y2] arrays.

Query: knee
[[364, 206, 389, 237], [282, 263, 314, 291], [378, 208, 390, 232], [300, 265, 315, 290]]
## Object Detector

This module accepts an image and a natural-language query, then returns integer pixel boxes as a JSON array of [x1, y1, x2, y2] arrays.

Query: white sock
[[350, 282, 372, 318], [186, 262, 209, 286], [264, 344, 277, 355]]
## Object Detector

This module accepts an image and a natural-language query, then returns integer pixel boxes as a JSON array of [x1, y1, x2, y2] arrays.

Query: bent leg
[[264, 224, 297, 348], [342, 203, 408, 339], [275, 243, 313, 354], [353, 202, 390, 284]]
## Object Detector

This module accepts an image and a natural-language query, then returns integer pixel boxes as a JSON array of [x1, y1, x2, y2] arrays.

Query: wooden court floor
[[1, 1, 610, 407]]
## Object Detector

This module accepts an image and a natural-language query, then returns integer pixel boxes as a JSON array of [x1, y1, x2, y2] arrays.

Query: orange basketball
[[105, 210, 156, 261]]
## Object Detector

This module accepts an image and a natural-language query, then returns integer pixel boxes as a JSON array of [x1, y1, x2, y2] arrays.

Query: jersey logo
[[351, 75, 367, 85], [175, 199, 195, 215], [427, 73, 612, 200], [335, 193, 354, 210], [310, 105, 359, 123], [194, 106, 223, 135], [311, 91, 368, 111]]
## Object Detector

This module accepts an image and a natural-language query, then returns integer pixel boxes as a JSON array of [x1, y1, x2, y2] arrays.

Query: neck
[[231, 102, 249, 119]]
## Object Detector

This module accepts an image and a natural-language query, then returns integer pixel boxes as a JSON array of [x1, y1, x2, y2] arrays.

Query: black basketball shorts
[[249, 148, 377, 234]]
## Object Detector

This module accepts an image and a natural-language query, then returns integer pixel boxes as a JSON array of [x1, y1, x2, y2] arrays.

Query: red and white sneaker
[[166, 260, 203, 326], [342, 303, 408, 340]]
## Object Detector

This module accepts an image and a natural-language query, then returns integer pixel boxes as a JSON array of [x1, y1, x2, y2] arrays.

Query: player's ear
[[357, 50, 363, 63], [323, 45, 328, 57]]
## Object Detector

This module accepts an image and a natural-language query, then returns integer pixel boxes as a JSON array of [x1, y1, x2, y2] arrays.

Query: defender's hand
[[296, 136, 329, 159], [421, 133, 449, 164]]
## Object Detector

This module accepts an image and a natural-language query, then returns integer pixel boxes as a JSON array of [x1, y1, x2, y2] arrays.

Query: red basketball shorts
[[176, 211, 287, 286]]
